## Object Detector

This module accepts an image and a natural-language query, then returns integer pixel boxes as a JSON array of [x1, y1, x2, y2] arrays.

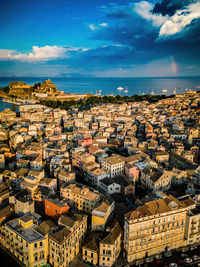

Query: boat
[[117, 86, 124, 91], [124, 86, 128, 93], [162, 89, 168, 94], [151, 90, 155, 95], [173, 88, 177, 95]]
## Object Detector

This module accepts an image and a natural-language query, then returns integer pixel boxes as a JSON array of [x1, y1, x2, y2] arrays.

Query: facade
[[45, 198, 70, 220], [99, 178, 121, 196], [102, 155, 125, 178], [185, 206, 200, 246], [60, 183, 101, 213], [49, 213, 87, 267], [85, 168, 108, 188], [72, 149, 95, 168], [82, 236, 99, 265], [92, 199, 115, 231], [124, 195, 195, 263], [0, 215, 48, 267], [9, 190, 34, 217], [99, 221, 122, 267]]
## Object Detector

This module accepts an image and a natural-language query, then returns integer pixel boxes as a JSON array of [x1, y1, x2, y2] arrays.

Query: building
[[124, 195, 195, 263], [60, 183, 101, 213], [82, 233, 99, 266], [85, 167, 108, 188], [49, 213, 87, 267], [57, 170, 75, 186], [155, 152, 169, 163], [92, 199, 115, 231], [99, 221, 122, 267], [9, 190, 34, 217], [99, 177, 121, 196], [102, 155, 125, 178], [45, 198, 70, 220], [0, 215, 48, 267], [72, 148, 95, 168], [185, 205, 200, 246]]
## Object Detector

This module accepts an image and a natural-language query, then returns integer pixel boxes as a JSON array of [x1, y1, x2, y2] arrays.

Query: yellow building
[[60, 183, 101, 213], [82, 234, 99, 266], [124, 195, 195, 263], [92, 199, 114, 231], [185, 206, 200, 246], [0, 214, 48, 267], [99, 221, 122, 266], [49, 213, 87, 267]]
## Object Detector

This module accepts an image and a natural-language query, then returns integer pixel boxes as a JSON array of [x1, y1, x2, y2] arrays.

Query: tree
[[11, 104, 16, 112]]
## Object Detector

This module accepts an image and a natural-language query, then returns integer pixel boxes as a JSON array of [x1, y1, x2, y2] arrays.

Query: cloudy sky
[[0, 0, 200, 77]]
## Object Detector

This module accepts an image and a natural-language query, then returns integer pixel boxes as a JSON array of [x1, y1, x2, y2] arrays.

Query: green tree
[[11, 104, 16, 112]]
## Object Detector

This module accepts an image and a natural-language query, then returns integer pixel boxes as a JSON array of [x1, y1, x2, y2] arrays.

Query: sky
[[0, 0, 200, 77]]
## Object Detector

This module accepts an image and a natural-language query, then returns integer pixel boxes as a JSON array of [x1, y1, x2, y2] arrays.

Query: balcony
[[34, 245, 45, 252]]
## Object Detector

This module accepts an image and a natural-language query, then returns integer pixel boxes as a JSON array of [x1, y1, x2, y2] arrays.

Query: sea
[[0, 76, 200, 111]]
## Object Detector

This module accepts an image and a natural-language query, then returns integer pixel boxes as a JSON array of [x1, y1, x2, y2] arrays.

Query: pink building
[[78, 137, 93, 147], [124, 164, 139, 183]]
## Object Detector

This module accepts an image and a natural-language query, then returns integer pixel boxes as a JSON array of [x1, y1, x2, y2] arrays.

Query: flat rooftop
[[7, 218, 45, 243]]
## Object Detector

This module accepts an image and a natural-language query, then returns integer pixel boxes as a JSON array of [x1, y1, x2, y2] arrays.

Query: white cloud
[[89, 22, 108, 31], [0, 45, 88, 62], [159, 2, 200, 37], [0, 45, 71, 62], [134, 1, 168, 27], [134, 1, 200, 37]]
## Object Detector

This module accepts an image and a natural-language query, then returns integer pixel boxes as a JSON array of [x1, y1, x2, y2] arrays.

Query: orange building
[[45, 198, 69, 220]]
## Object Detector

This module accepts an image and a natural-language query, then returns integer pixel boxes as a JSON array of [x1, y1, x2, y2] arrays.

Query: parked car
[[169, 263, 177, 267], [184, 258, 193, 264], [193, 255, 200, 261], [155, 254, 162, 259], [191, 245, 198, 250], [164, 252, 172, 257], [135, 260, 144, 266], [181, 253, 188, 258], [146, 257, 154, 263], [181, 247, 189, 252]]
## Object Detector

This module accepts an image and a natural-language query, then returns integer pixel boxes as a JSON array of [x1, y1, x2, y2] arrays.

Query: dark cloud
[[153, 0, 198, 16], [73, 1, 200, 73]]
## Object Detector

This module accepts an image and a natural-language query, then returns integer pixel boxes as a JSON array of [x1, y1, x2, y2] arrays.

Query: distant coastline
[[0, 76, 200, 96]]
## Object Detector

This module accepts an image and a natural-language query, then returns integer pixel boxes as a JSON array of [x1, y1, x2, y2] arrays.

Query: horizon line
[[0, 75, 200, 79]]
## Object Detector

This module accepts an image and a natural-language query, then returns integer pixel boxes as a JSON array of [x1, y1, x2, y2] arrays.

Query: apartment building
[[92, 199, 115, 231], [60, 183, 101, 213], [82, 234, 99, 265], [85, 167, 108, 188], [102, 155, 125, 178], [141, 167, 174, 192], [124, 195, 195, 263], [72, 148, 95, 168], [0, 215, 48, 267], [185, 206, 200, 246], [49, 213, 87, 267], [99, 221, 122, 267]]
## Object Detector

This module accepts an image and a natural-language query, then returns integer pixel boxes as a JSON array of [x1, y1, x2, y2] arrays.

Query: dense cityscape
[[0, 80, 200, 267]]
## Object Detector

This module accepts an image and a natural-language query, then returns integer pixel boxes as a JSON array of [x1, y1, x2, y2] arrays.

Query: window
[[34, 243, 37, 248], [40, 241, 43, 247]]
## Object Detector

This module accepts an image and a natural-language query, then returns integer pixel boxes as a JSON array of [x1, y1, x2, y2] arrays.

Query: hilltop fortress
[[8, 79, 59, 97], [0, 79, 92, 102]]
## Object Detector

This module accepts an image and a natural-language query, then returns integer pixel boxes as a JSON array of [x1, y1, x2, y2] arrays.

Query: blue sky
[[0, 0, 200, 77]]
